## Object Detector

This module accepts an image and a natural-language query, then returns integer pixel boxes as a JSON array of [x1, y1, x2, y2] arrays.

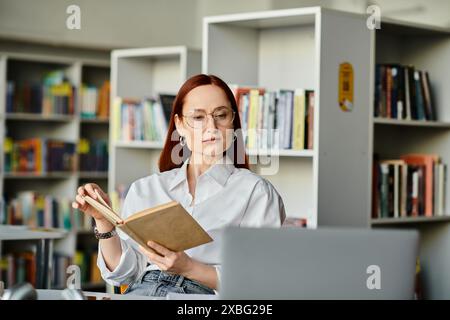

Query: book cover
[[82, 195, 213, 253]]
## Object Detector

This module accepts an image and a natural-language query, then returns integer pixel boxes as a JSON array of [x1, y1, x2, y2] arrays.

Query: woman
[[72, 74, 286, 297]]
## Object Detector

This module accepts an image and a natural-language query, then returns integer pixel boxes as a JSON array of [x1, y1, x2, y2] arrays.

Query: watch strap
[[94, 226, 117, 240]]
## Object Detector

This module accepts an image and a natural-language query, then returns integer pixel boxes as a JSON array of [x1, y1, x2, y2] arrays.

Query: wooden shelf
[[5, 113, 75, 122], [113, 141, 314, 158], [371, 216, 450, 225], [3, 172, 77, 179], [0, 225, 68, 241], [78, 171, 108, 179], [246, 149, 315, 157], [374, 118, 450, 128], [80, 118, 109, 124], [114, 140, 164, 149]]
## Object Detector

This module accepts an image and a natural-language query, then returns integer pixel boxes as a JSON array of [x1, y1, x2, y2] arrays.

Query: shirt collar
[[168, 155, 235, 191]]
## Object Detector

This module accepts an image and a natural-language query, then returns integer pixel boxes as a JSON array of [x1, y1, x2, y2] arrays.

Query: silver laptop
[[220, 227, 419, 300]]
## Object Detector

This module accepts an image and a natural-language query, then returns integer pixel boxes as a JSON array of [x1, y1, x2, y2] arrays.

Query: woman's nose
[[205, 114, 218, 129]]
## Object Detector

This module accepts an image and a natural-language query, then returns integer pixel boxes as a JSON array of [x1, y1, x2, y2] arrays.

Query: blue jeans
[[123, 270, 216, 297]]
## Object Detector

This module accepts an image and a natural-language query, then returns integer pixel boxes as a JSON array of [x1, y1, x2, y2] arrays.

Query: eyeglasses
[[182, 107, 235, 129]]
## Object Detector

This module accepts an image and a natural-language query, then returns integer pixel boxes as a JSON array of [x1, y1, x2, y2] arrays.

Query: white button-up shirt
[[97, 156, 286, 291]]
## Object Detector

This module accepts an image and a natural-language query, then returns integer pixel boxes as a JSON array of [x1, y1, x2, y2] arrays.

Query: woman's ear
[[174, 114, 185, 137]]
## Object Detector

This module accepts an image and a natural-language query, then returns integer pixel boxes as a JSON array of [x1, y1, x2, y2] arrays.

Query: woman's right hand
[[72, 183, 116, 231]]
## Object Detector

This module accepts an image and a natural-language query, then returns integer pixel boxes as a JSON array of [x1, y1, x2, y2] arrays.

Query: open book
[[82, 192, 213, 253]]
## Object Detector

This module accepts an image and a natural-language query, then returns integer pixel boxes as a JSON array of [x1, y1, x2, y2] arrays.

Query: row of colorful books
[[7, 70, 76, 115], [0, 251, 102, 289], [111, 94, 175, 142], [231, 86, 314, 150], [79, 139, 108, 172], [374, 64, 435, 121], [110, 184, 130, 214], [52, 251, 102, 289], [0, 252, 36, 288], [2, 192, 72, 229], [4, 138, 76, 173], [72, 251, 102, 285], [372, 154, 447, 219], [80, 81, 110, 119], [1, 192, 93, 231]]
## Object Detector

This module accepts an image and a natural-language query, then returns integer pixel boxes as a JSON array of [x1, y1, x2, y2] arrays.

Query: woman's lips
[[202, 137, 221, 143]]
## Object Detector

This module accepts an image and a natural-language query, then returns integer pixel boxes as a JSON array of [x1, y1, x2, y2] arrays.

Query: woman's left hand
[[139, 241, 194, 276]]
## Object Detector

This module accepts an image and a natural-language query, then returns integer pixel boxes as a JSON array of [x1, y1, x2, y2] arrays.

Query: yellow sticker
[[339, 62, 354, 112]]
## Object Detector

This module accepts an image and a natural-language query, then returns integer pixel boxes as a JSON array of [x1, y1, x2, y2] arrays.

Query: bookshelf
[[0, 225, 67, 289], [370, 18, 450, 299], [0, 40, 110, 291], [203, 7, 373, 228], [109, 46, 202, 197], [202, 7, 450, 299]]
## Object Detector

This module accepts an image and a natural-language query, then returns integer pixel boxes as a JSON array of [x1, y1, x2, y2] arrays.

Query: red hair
[[158, 74, 249, 172]]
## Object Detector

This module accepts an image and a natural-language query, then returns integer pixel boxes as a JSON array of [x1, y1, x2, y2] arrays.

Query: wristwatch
[[94, 226, 117, 240]]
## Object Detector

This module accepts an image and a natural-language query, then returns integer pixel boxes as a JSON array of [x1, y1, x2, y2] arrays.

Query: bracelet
[[94, 226, 117, 240]]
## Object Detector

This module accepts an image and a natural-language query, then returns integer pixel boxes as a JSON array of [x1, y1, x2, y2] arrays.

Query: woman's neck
[[186, 153, 223, 201], [188, 153, 222, 180]]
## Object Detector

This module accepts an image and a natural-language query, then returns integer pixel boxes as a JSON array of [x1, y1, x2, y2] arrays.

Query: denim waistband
[[140, 270, 184, 287]]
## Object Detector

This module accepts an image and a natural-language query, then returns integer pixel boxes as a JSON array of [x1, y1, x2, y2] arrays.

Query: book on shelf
[[374, 64, 435, 121], [52, 251, 103, 289], [73, 250, 103, 286], [109, 184, 129, 215], [231, 85, 315, 151], [52, 253, 72, 289], [82, 194, 213, 253], [6, 70, 76, 116], [3, 137, 13, 173], [4, 138, 76, 173], [372, 154, 447, 219], [400, 154, 440, 217], [158, 93, 176, 123], [72, 209, 94, 232], [80, 80, 110, 119], [78, 138, 108, 172], [229, 85, 265, 128], [111, 97, 170, 143]]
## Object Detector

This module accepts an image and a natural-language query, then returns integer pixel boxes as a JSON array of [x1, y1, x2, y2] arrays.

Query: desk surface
[[36, 289, 164, 300], [35, 289, 218, 300]]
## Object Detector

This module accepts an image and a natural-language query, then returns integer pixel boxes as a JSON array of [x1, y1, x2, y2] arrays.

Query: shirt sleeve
[[96, 183, 148, 287], [239, 179, 286, 228]]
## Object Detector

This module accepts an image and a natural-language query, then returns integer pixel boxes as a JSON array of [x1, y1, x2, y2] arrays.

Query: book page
[[82, 195, 122, 226]]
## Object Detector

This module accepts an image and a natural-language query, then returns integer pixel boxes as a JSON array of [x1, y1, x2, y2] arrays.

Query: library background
[[0, 0, 450, 300]]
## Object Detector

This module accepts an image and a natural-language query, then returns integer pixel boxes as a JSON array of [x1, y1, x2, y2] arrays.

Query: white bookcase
[[370, 18, 450, 299], [203, 7, 450, 298], [0, 44, 111, 204], [203, 7, 373, 228], [0, 40, 111, 290], [108, 46, 202, 196]]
